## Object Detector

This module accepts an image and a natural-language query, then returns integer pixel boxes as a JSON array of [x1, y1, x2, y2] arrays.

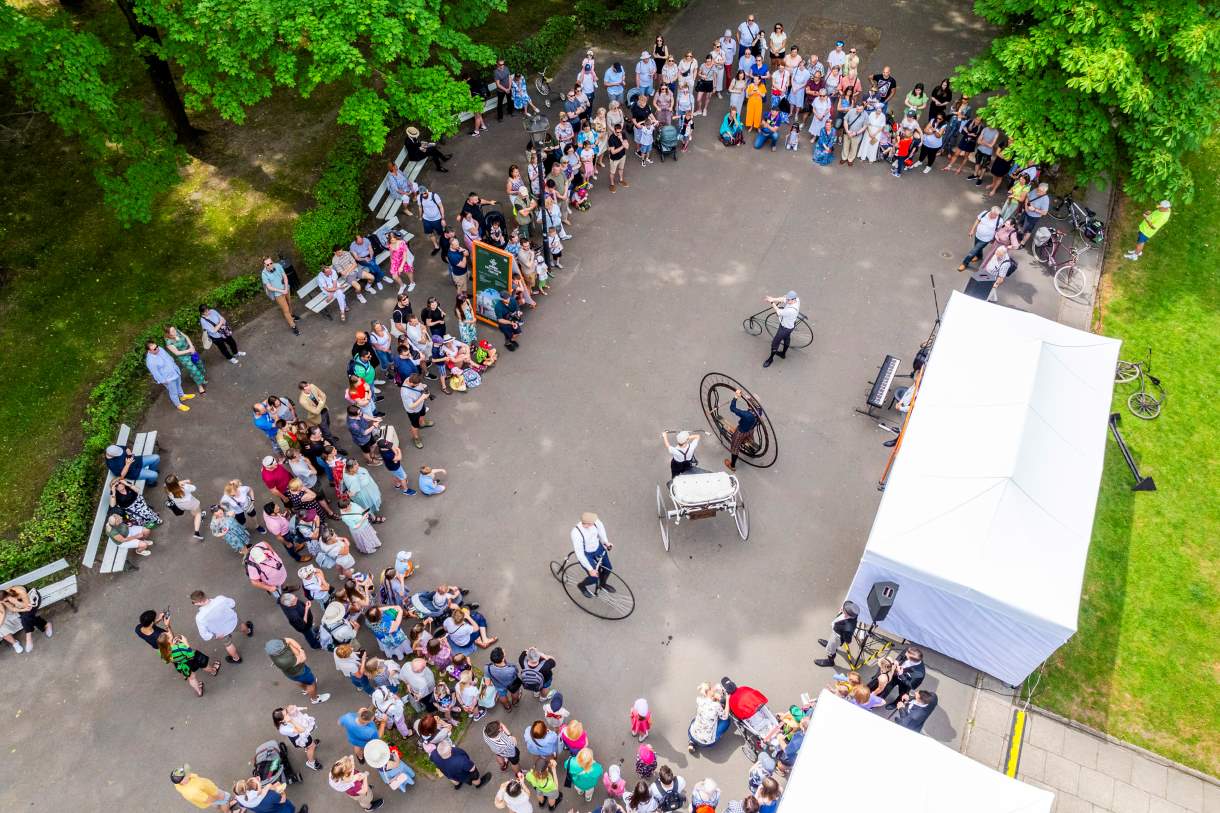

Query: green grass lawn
[[1031, 138, 1220, 776]]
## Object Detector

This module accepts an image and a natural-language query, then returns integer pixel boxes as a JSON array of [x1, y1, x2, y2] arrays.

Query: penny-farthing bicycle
[[699, 373, 778, 469], [549, 551, 636, 620]]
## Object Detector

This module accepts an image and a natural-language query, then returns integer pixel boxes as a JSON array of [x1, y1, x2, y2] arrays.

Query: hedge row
[[573, 0, 689, 35], [291, 132, 368, 273], [500, 16, 579, 77], [0, 274, 264, 583]]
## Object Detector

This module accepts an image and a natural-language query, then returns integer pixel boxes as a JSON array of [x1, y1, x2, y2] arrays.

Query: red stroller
[[721, 677, 784, 761]]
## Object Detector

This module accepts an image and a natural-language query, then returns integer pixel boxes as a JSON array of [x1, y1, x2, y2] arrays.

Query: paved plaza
[[0, 1, 1212, 811]]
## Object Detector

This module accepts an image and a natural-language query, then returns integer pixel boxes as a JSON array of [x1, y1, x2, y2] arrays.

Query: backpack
[[658, 785, 686, 812], [519, 663, 545, 691]]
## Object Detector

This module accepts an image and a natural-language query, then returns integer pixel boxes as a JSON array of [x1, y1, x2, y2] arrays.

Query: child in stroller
[[253, 739, 302, 786], [721, 677, 784, 761], [657, 121, 681, 161]]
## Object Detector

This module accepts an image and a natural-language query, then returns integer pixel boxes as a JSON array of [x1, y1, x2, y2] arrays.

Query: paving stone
[[1046, 752, 1082, 795], [1112, 782, 1152, 813], [1057, 793, 1095, 813], [1202, 782, 1220, 813], [1062, 727, 1101, 770], [972, 691, 1014, 736], [965, 727, 1007, 771], [1078, 767, 1116, 808], [1149, 798, 1188, 813], [1131, 761, 1169, 797], [1097, 741, 1135, 785], [1019, 744, 1048, 783], [1029, 715, 1067, 753], [1166, 771, 1205, 812]]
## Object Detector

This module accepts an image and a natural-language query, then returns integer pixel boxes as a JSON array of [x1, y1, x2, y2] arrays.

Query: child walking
[[630, 697, 652, 742]]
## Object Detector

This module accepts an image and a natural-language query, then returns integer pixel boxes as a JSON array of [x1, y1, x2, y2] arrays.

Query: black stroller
[[253, 739, 302, 785], [657, 124, 680, 161], [484, 209, 509, 248]]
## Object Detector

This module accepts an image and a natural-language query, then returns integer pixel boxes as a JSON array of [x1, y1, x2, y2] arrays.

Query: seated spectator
[[105, 514, 154, 557], [332, 245, 376, 304], [418, 466, 446, 496], [720, 108, 744, 146]]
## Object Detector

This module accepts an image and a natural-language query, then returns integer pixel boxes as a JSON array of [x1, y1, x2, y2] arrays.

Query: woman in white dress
[[859, 105, 887, 162]]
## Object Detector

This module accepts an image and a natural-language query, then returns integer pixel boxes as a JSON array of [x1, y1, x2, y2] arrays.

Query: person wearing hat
[[260, 455, 292, 503], [320, 601, 359, 650], [1125, 200, 1172, 260], [814, 600, 860, 667], [635, 51, 657, 94], [403, 125, 450, 172], [245, 541, 287, 598], [762, 291, 801, 368], [170, 765, 232, 810], [365, 739, 416, 793], [570, 512, 614, 598], [417, 185, 447, 255], [827, 40, 847, 72], [660, 430, 703, 479], [104, 442, 160, 487]]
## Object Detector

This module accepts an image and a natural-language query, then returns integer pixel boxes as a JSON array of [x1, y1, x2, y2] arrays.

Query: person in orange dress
[[744, 76, 766, 130]]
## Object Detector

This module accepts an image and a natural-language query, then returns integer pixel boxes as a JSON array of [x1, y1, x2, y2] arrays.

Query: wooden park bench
[[83, 423, 157, 574], [0, 558, 79, 614], [296, 220, 414, 317]]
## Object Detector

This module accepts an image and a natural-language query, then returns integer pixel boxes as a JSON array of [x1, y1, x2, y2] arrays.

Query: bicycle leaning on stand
[[1033, 226, 1091, 301]]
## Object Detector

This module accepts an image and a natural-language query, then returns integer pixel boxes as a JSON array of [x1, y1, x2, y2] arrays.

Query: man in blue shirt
[[252, 403, 278, 449], [724, 389, 759, 471], [346, 405, 383, 466], [260, 258, 299, 335], [635, 51, 656, 93], [603, 62, 626, 104], [445, 237, 470, 293]]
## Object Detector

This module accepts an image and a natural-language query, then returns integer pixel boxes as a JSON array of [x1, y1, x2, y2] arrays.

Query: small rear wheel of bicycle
[[742, 316, 763, 336], [1054, 265, 1088, 299], [1115, 360, 1141, 384], [1128, 391, 1162, 420], [549, 559, 564, 582]]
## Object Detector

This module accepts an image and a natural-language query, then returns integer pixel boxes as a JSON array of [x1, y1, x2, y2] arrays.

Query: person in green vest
[[1124, 200, 1171, 261]]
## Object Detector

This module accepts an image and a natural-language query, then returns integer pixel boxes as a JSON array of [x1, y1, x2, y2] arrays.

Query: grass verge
[[1030, 137, 1220, 776]]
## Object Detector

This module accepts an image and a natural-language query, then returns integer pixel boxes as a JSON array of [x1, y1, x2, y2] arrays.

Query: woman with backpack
[[650, 766, 687, 812]]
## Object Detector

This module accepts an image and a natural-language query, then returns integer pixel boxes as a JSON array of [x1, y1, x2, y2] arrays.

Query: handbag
[[562, 758, 574, 788], [201, 333, 213, 350], [165, 498, 185, 516], [190, 352, 201, 364]]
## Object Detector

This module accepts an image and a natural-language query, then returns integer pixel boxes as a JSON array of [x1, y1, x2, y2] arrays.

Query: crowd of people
[[55, 9, 994, 813]]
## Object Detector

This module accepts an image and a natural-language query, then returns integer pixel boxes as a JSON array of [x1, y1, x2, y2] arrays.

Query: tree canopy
[[955, 0, 1220, 203], [0, 4, 182, 225], [133, 0, 506, 153]]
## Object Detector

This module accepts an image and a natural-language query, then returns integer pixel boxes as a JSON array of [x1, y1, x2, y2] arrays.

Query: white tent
[[847, 293, 1120, 685], [778, 691, 1054, 813]]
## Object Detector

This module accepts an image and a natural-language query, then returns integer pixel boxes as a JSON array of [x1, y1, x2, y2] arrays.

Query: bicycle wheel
[[657, 484, 671, 552], [1054, 265, 1088, 299], [556, 561, 636, 620], [699, 372, 778, 468], [1115, 360, 1141, 384], [742, 316, 763, 336], [790, 316, 815, 348], [733, 492, 749, 541], [1046, 197, 1070, 221], [1128, 391, 1162, 420]]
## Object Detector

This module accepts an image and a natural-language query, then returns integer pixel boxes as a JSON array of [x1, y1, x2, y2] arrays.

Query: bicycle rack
[[1108, 413, 1156, 492]]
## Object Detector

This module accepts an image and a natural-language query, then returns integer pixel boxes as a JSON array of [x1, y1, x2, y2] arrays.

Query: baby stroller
[[253, 739, 301, 786], [721, 677, 784, 762], [657, 124, 680, 162], [484, 210, 508, 248]]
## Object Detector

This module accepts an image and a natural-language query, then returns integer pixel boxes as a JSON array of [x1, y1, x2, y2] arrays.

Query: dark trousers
[[212, 334, 239, 359], [316, 407, 339, 445], [961, 237, 990, 267], [767, 325, 793, 361], [496, 89, 512, 119], [578, 548, 612, 590]]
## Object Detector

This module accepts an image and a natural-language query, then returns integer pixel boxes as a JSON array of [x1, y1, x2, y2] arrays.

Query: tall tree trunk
[[114, 0, 202, 144], [58, 0, 87, 11]]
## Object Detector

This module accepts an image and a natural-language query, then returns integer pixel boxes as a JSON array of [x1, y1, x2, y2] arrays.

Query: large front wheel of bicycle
[[742, 316, 763, 336], [763, 311, 815, 348], [1054, 265, 1088, 299], [1128, 392, 1162, 420], [553, 560, 636, 620]]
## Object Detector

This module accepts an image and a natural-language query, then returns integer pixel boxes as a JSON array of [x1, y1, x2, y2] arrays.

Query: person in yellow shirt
[[1124, 200, 1171, 260], [171, 766, 231, 810]]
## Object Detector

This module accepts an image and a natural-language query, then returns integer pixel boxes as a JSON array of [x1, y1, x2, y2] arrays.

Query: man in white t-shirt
[[418, 187, 446, 255], [959, 205, 1001, 270], [738, 15, 763, 57], [826, 40, 847, 71], [192, 590, 252, 664], [570, 512, 613, 598], [763, 290, 801, 368], [660, 430, 702, 479]]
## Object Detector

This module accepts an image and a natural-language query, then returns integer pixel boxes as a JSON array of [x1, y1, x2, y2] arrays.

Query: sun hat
[[322, 602, 346, 625], [405, 126, 420, 138], [442, 334, 455, 343], [634, 698, 649, 716], [394, 550, 414, 576], [297, 564, 316, 580], [364, 739, 391, 769], [264, 638, 286, 656], [261, 455, 276, 467], [581, 511, 598, 524], [641, 50, 650, 59], [1159, 200, 1172, 208]]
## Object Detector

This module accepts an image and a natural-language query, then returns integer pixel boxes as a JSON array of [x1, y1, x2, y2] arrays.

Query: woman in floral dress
[[164, 326, 206, 394]]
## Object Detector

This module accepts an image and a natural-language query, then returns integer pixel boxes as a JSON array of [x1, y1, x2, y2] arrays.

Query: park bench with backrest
[[83, 423, 157, 574], [0, 558, 79, 615], [295, 220, 414, 317]]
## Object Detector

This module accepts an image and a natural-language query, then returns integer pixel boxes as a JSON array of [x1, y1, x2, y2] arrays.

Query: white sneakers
[[1123, 251, 1140, 260], [311, 692, 331, 704]]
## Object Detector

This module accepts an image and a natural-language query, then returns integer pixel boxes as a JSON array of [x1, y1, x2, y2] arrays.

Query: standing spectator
[[278, 590, 321, 649], [135, 608, 169, 650], [525, 757, 563, 810], [518, 646, 558, 701], [691, 778, 721, 811], [957, 206, 1002, 271], [297, 381, 337, 443], [221, 478, 264, 532], [261, 257, 299, 334], [329, 754, 384, 811], [635, 51, 657, 94], [245, 541, 288, 598], [403, 656, 437, 711], [483, 719, 521, 772], [719, 30, 738, 89], [606, 123, 630, 193], [604, 61, 626, 104], [630, 697, 652, 742], [431, 740, 492, 789], [445, 236, 471, 292], [157, 630, 218, 697], [487, 646, 523, 709], [145, 341, 192, 413], [191, 589, 253, 664], [170, 766, 232, 811], [365, 739, 416, 794], [578, 52, 599, 105], [418, 187, 447, 255], [564, 747, 604, 803], [1125, 200, 1172, 260], [814, 600, 859, 668], [386, 232, 415, 293], [738, 14, 763, 57], [496, 778, 534, 813], [371, 683, 412, 738], [163, 326, 206, 396], [1017, 182, 1052, 247], [230, 776, 299, 812], [260, 455, 292, 503], [198, 304, 244, 363], [524, 720, 560, 759], [871, 66, 898, 110], [345, 405, 382, 467], [840, 101, 866, 165], [494, 58, 513, 120], [650, 766, 687, 811], [339, 707, 381, 762], [275, 705, 324, 771], [165, 475, 204, 540]]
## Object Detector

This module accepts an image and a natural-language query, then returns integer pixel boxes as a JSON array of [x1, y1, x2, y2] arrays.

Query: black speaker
[[867, 581, 899, 623]]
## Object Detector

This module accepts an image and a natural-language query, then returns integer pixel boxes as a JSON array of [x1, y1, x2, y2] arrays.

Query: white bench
[[0, 559, 79, 614], [368, 149, 427, 224], [297, 221, 415, 317], [83, 423, 131, 568], [457, 83, 499, 124], [91, 427, 158, 574]]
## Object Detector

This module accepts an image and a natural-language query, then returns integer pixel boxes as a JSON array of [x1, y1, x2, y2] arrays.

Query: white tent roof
[[848, 293, 1119, 684], [778, 691, 1054, 813]]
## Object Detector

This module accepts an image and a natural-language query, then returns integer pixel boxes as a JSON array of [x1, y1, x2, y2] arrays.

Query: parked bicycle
[[1033, 227, 1090, 300], [1046, 190, 1106, 246], [1115, 348, 1166, 419], [742, 308, 814, 349], [534, 72, 562, 109]]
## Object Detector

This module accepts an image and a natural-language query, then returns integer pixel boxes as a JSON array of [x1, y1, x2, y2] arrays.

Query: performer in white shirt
[[569, 512, 614, 598]]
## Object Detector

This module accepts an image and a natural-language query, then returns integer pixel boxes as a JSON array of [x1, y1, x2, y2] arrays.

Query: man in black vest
[[815, 600, 859, 667], [884, 646, 926, 706]]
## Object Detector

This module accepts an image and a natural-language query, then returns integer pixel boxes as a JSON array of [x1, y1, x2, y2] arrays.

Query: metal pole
[[534, 140, 553, 268]]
